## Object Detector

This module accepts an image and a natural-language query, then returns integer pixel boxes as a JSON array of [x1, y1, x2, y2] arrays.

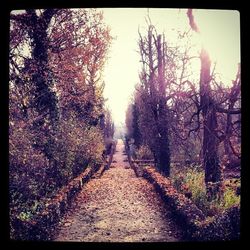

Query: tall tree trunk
[[224, 69, 241, 168], [26, 10, 61, 186], [187, 10, 224, 200], [156, 34, 170, 176], [27, 9, 59, 131], [132, 104, 142, 148], [156, 96, 170, 176], [200, 49, 222, 200], [138, 25, 171, 176]]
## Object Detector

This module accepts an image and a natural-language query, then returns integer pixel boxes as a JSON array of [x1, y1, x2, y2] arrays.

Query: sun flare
[[101, 8, 240, 125]]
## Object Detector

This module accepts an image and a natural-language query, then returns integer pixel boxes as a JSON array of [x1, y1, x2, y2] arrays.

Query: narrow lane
[[53, 139, 184, 242]]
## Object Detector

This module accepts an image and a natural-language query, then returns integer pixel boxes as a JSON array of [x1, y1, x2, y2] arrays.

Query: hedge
[[10, 164, 99, 240], [142, 166, 240, 241]]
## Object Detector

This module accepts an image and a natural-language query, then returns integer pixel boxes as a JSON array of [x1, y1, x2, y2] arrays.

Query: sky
[[100, 8, 240, 127]]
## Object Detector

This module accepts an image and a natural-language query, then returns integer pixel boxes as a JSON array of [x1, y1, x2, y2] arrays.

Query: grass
[[171, 164, 240, 217]]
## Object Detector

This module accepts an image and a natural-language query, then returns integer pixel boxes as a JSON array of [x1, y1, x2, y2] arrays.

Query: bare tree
[[135, 23, 171, 176], [186, 9, 241, 199]]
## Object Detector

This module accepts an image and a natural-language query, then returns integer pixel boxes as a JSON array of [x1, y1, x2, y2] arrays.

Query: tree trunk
[[186, 9, 226, 200], [26, 10, 61, 187], [155, 35, 170, 176], [28, 10, 59, 130], [132, 104, 142, 148], [138, 26, 171, 176], [156, 98, 170, 176], [200, 49, 222, 200]]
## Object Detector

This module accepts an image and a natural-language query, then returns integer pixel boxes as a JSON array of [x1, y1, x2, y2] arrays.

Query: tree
[[10, 9, 59, 130], [48, 9, 111, 126], [10, 9, 61, 189], [199, 48, 223, 196], [186, 9, 241, 199], [135, 22, 171, 176], [131, 102, 142, 148], [9, 8, 113, 226], [125, 100, 142, 148], [102, 108, 115, 155]]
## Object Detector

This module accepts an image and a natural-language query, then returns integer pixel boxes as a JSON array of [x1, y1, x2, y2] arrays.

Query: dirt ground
[[53, 139, 185, 242]]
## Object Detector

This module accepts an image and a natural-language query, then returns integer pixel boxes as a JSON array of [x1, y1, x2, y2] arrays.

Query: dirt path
[[53, 139, 185, 242]]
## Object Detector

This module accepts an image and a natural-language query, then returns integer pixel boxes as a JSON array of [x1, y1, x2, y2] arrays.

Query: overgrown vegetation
[[143, 166, 240, 241], [9, 9, 114, 239], [125, 10, 240, 205], [171, 165, 240, 217]]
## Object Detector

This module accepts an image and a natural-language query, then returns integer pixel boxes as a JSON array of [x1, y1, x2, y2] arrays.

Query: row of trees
[[9, 9, 114, 214], [125, 10, 241, 199]]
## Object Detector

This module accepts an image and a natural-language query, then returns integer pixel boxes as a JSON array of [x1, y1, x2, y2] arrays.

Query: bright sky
[[100, 8, 240, 126]]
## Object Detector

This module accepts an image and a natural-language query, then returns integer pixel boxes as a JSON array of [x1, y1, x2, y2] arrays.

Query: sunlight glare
[[101, 8, 240, 125]]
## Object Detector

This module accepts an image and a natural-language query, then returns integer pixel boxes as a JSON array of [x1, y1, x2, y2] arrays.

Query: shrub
[[104, 137, 114, 155], [57, 115, 105, 177], [144, 166, 240, 240], [9, 112, 106, 232], [221, 187, 240, 210], [171, 165, 240, 216], [9, 121, 49, 207]]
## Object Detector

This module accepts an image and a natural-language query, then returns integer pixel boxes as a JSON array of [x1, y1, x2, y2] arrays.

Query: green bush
[[221, 187, 240, 209], [171, 165, 240, 216]]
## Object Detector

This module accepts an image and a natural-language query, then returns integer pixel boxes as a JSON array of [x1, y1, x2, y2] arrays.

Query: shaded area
[[53, 139, 185, 242]]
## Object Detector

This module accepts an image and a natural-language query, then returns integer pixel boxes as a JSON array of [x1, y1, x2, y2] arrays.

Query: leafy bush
[[9, 122, 49, 206], [56, 114, 105, 177], [104, 137, 114, 155], [144, 167, 240, 241], [221, 186, 240, 210], [9, 114, 106, 219], [171, 165, 240, 216]]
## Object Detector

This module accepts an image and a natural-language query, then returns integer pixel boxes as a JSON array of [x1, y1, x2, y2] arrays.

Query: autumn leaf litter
[[53, 140, 185, 242]]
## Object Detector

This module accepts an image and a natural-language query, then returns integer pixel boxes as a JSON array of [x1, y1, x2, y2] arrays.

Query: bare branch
[[186, 9, 200, 33], [216, 107, 241, 114]]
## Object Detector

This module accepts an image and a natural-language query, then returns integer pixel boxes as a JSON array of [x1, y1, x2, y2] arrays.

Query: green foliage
[[221, 186, 240, 209], [17, 211, 32, 221], [171, 165, 240, 216]]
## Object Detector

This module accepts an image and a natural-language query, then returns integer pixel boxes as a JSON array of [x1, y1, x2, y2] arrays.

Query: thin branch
[[216, 107, 241, 114], [228, 139, 241, 159]]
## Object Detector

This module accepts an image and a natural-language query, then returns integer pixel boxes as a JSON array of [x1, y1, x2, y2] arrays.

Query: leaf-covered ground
[[53, 140, 185, 242]]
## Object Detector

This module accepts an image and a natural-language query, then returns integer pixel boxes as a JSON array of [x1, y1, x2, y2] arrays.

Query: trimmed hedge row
[[143, 166, 240, 241], [192, 205, 240, 240], [129, 160, 143, 177], [135, 163, 144, 177], [10, 164, 101, 241], [143, 167, 205, 226], [11, 143, 118, 241]]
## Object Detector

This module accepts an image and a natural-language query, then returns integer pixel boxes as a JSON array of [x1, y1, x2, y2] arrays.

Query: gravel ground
[[53, 140, 185, 242]]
